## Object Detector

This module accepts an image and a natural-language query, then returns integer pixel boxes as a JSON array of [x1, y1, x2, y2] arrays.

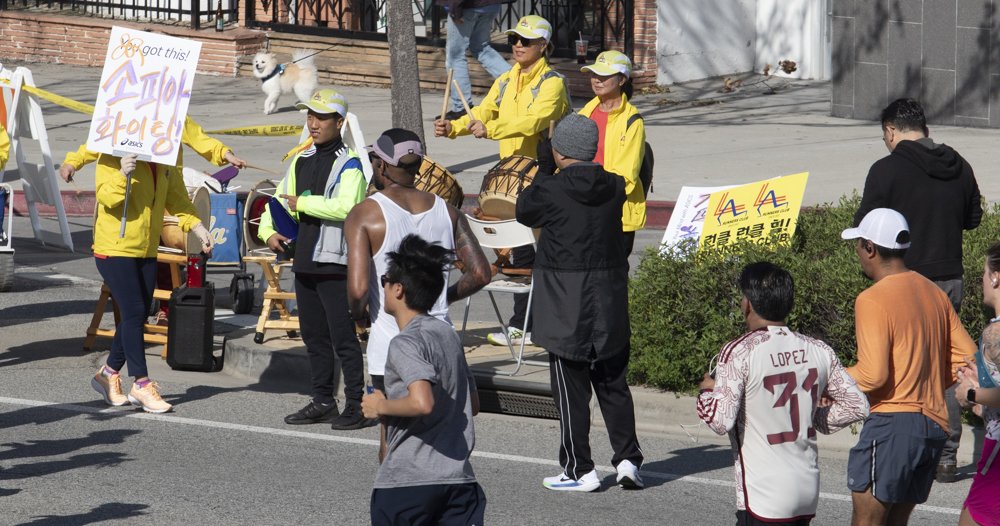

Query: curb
[[14, 190, 677, 229]]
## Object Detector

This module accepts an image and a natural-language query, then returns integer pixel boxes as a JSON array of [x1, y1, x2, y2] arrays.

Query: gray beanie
[[551, 113, 598, 161]]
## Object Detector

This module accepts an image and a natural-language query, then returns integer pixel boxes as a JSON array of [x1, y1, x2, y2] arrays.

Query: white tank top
[[366, 192, 454, 375]]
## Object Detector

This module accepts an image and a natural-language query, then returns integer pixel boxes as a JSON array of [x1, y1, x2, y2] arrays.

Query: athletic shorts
[[847, 413, 947, 504], [371, 482, 486, 526], [735, 510, 811, 525], [964, 438, 1000, 526]]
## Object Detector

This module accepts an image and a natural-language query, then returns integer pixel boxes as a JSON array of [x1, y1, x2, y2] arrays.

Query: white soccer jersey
[[697, 326, 868, 521]]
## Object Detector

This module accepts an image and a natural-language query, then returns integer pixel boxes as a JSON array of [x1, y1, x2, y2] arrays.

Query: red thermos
[[187, 253, 206, 287]]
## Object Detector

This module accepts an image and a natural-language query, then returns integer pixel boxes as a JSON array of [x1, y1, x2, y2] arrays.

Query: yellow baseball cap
[[581, 50, 632, 78], [295, 88, 348, 115], [505, 15, 552, 42]]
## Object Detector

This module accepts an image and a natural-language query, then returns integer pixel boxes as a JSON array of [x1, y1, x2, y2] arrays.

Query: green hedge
[[629, 195, 999, 392]]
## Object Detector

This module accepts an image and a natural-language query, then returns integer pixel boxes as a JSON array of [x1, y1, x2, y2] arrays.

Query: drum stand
[[83, 251, 186, 359], [243, 255, 299, 344]]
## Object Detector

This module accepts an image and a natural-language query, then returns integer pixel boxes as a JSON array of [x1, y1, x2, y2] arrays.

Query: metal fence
[[0, 0, 240, 30], [246, 0, 633, 60]]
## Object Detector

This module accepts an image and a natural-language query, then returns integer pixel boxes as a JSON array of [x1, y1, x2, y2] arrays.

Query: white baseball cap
[[841, 208, 911, 249]]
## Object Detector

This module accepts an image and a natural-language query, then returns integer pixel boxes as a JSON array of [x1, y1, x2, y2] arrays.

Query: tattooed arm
[[447, 207, 491, 304]]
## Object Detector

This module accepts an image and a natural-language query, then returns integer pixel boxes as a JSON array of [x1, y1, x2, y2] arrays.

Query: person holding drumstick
[[60, 117, 247, 325], [89, 153, 214, 413], [434, 14, 570, 347], [579, 51, 646, 257]]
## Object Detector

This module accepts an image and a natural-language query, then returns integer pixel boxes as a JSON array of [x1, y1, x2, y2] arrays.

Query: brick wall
[[0, 11, 264, 77]]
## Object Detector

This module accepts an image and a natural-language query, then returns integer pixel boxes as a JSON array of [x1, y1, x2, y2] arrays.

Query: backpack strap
[[627, 113, 643, 129]]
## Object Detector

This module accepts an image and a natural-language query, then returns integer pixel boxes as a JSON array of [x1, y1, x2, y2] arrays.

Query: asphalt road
[[0, 235, 974, 525]]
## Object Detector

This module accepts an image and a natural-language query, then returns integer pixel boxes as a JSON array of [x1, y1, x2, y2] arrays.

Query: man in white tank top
[[697, 262, 869, 525], [345, 129, 490, 395]]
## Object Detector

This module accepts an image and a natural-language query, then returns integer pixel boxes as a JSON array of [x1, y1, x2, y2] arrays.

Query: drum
[[244, 179, 277, 255], [415, 157, 464, 209], [160, 186, 211, 254], [478, 155, 538, 219]]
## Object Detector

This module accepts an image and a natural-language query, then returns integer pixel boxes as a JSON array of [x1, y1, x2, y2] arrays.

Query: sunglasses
[[508, 35, 543, 47], [380, 274, 393, 288]]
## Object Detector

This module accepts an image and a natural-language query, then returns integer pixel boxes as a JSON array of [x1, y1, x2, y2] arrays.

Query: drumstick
[[452, 80, 473, 119], [440, 69, 453, 121], [548, 120, 555, 138], [245, 163, 282, 176]]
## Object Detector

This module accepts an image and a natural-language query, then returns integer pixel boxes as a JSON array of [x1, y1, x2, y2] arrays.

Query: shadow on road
[[0, 429, 141, 462], [0, 337, 93, 367], [638, 444, 733, 489], [15, 502, 149, 525], [0, 451, 131, 481], [0, 301, 96, 329]]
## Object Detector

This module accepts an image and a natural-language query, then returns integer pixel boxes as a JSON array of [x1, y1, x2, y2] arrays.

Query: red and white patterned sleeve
[[697, 339, 749, 435], [814, 345, 869, 434]]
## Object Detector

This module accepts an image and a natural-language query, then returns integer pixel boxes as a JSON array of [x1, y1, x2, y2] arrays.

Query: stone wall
[[832, 0, 1000, 127]]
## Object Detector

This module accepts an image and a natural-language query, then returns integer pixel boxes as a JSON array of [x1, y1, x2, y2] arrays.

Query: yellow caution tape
[[283, 138, 314, 162], [0, 78, 95, 115], [206, 125, 304, 137]]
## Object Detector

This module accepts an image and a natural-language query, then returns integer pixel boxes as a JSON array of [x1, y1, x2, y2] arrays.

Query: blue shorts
[[847, 413, 947, 504], [371, 482, 486, 526]]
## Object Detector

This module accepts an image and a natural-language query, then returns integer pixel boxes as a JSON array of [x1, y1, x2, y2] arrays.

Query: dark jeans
[[96, 256, 157, 378], [736, 510, 810, 526], [934, 278, 963, 465], [549, 349, 643, 479], [294, 273, 365, 405]]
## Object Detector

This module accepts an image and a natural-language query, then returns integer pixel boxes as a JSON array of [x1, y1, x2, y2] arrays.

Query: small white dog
[[252, 50, 318, 115]]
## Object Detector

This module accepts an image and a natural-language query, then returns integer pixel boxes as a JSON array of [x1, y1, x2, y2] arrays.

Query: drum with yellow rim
[[478, 155, 538, 220]]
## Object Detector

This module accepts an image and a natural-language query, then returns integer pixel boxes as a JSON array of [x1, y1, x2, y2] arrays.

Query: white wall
[[657, 0, 831, 84], [755, 0, 830, 80], [657, 0, 757, 84]]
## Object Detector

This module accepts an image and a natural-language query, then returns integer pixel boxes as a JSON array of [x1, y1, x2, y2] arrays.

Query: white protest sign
[[661, 185, 734, 252], [87, 26, 201, 166]]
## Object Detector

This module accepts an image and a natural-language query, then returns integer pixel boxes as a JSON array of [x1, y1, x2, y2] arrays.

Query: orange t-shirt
[[847, 271, 975, 430], [589, 107, 609, 166]]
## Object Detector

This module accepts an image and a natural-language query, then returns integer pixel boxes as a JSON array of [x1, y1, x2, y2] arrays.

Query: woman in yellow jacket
[[434, 14, 569, 348], [88, 153, 214, 414], [434, 14, 570, 159], [0, 125, 9, 169], [579, 51, 646, 256]]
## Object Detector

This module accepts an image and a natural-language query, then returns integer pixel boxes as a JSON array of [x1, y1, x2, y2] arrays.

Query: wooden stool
[[243, 255, 299, 344], [83, 251, 186, 359]]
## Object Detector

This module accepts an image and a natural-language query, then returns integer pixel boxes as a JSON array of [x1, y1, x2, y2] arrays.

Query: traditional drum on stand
[[160, 186, 211, 254], [365, 157, 465, 209], [415, 157, 464, 209], [478, 155, 538, 220], [243, 179, 278, 256]]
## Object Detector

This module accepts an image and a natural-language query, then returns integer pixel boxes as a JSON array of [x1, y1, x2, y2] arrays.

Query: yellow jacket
[[579, 95, 646, 231], [63, 116, 233, 257], [92, 158, 200, 258], [448, 58, 570, 158], [0, 125, 8, 169]]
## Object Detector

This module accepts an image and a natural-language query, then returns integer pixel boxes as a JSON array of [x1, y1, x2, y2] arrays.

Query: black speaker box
[[167, 284, 218, 371]]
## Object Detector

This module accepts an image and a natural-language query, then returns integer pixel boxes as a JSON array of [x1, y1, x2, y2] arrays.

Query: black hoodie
[[854, 138, 982, 280]]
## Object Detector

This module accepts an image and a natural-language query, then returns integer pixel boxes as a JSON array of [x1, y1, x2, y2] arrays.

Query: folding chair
[[461, 216, 545, 376]]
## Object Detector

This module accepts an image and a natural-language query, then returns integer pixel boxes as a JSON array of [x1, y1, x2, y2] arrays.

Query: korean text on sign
[[86, 26, 202, 166], [699, 172, 809, 250]]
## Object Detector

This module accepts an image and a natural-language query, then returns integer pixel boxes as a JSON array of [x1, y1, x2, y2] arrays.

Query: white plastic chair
[[461, 215, 546, 376]]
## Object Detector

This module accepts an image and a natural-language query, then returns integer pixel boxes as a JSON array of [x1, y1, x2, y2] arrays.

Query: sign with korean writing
[[699, 172, 809, 250], [86, 26, 201, 166], [660, 185, 734, 251]]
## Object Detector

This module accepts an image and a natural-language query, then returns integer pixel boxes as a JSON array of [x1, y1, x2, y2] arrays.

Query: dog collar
[[259, 63, 286, 83]]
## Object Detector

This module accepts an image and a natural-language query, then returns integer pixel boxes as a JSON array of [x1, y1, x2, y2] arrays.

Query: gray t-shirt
[[374, 314, 477, 488]]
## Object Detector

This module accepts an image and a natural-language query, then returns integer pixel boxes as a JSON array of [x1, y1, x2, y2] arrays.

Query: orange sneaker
[[128, 381, 173, 413], [91, 367, 128, 406]]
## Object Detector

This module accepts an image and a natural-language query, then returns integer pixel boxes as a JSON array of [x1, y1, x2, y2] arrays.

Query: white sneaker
[[542, 469, 600, 492], [486, 327, 533, 346], [616, 460, 644, 489]]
